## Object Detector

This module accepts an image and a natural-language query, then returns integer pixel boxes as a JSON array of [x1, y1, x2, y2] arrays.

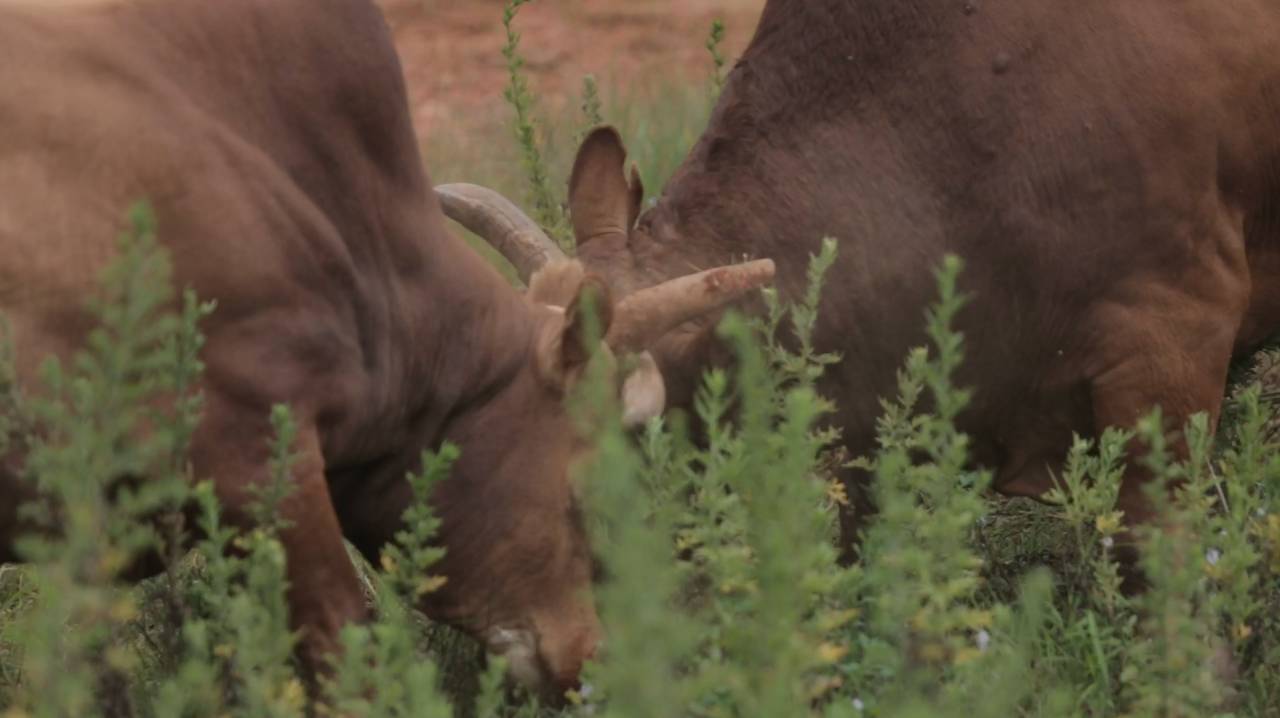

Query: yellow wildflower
[[417, 574, 448, 596], [278, 679, 306, 711], [918, 642, 947, 663], [108, 597, 139, 623], [826, 479, 850, 506], [816, 642, 849, 664], [1095, 511, 1124, 535]]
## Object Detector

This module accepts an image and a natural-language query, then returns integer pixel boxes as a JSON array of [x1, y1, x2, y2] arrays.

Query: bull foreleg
[[1086, 254, 1248, 591], [191, 392, 368, 691]]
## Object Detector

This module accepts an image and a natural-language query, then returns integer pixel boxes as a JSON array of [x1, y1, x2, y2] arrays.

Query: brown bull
[[459, 0, 1280, 575], [0, 0, 773, 697]]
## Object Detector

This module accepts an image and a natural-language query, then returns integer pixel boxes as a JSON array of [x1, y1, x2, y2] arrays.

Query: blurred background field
[[382, 0, 762, 137]]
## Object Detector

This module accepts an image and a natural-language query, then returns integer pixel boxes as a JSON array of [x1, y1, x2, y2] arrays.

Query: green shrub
[[572, 252, 1280, 718], [3, 198, 1279, 718], [705, 20, 728, 99], [0, 205, 465, 717]]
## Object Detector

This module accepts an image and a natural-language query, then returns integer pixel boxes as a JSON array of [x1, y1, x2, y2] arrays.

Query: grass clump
[[705, 19, 728, 98]]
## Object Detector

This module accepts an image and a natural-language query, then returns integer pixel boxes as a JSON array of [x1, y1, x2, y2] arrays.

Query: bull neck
[[404, 221, 535, 433]]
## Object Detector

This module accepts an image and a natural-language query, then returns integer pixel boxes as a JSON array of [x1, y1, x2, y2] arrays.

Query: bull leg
[[1088, 285, 1245, 591], [834, 434, 879, 565], [191, 394, 367, 684], [0, 463, 36, 564], [837, 480, 876, 566]]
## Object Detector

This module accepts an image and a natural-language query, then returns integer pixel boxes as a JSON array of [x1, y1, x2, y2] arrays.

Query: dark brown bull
[[0, 0, 773, 697], [461, 0, 1280, 576]]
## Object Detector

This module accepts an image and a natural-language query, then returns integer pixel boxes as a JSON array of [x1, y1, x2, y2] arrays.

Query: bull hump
[[2, 0, 130, 8], [3, 0, 133, 5]]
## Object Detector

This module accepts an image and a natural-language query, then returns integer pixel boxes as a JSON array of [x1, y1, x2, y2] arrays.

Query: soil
[[376, 0, 764, 140]]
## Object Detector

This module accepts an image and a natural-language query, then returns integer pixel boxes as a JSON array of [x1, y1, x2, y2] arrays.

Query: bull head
[[430, 177, 768, 696], [433, 183, 775, 428], [431, 179, 773, 699]]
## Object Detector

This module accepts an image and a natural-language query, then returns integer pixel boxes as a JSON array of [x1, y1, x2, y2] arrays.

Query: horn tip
[[701, 258, 777, 296], [738, 258, 777, 286]]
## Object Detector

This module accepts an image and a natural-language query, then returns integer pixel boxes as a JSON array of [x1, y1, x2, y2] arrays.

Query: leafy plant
[[706, 19, 728, 98], [501, 0, 573, 254]]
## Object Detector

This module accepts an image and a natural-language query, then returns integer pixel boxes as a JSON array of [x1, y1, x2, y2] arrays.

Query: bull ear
[[540, 275, 615, 387], [528, 259, 586, 308], [621, 352, 666, 429], [569, 127, 643, 247]]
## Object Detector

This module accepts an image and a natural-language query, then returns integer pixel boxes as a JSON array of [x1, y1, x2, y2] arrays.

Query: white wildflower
[[976, 629, 991, 652]]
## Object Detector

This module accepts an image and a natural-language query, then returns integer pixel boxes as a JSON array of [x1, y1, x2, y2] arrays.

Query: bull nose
[[541, 629, 601, 701], [485, 626, 542, 690]]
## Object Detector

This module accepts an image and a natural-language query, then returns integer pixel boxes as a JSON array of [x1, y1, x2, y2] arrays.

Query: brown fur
[[0, 0, 632, 697], [570, 0, 1280, 574]]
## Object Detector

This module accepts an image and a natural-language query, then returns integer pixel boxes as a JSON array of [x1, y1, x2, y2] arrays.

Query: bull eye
[[590, 553, 609, 583], [566, 498, 606, 583]]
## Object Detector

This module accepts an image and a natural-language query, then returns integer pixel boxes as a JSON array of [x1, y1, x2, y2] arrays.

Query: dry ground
[[377, 0, 764, 142]]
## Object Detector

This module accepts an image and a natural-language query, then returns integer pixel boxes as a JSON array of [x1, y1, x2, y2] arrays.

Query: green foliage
[[705, 19, 728, 99], [2, 202, 212, 717], [754, 237, 842, 405], [578, 243, 845, 716], [501, 0, 573, 255], [578, 75, 605, 142], [848, 257, 999, 712], [0, 206, 469, 717], [324, 599, 452, 718], [378, 446, 454, 604], [166, 479, 302, 718], [4, 200, 1280, 717], [323, 446, 459, 718], [574, 253, 1280, 718], [0, 319, 23, 457], [6, 203, 1280, 717]]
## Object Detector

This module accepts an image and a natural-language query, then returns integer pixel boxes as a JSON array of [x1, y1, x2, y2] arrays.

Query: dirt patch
[[376, 0, 764, 140]]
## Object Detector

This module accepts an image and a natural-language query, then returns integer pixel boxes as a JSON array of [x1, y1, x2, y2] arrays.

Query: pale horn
[[434, 183, 567, 283], [606, 259, 777, 354]]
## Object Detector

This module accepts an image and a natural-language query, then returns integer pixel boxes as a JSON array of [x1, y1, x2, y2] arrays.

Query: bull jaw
[[484, 625, 542, 690]]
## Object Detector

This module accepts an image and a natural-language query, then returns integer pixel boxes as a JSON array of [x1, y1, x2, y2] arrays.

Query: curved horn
[[606, 259, 776, 353], [434, 183, 567, 283]]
